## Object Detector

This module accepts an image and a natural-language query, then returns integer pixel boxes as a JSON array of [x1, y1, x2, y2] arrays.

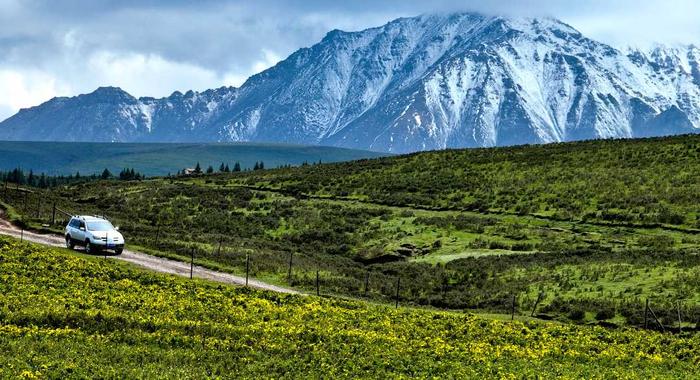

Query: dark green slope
[[0, 141, 388, 176]]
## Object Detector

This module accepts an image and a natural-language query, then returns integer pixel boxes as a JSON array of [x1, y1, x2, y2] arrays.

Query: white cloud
[[0, 48, 286, 120], [564, 1, 700, 47], [221, 49, 282, 87], [0, 52, 238, 120], [252, 49, 282, 74], [86, 51, 225, 96], [0, 69, 67, 120]]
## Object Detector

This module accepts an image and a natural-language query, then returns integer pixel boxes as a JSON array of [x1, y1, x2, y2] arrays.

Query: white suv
[[65, 216, 125, 255]]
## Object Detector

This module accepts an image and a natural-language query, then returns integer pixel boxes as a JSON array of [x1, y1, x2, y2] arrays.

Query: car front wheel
[[65, 235, 75, 249], [85, 240, 95, 254]]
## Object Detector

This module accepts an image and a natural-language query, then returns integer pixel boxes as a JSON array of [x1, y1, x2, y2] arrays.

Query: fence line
[[2, 190, 699, 333]]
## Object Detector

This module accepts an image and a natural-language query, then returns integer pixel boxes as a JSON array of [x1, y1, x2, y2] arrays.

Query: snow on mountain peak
[[0, 13, 698, 152]]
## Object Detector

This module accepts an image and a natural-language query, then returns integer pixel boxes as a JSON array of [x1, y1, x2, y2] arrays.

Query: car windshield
[[86, 221, 114, 231]]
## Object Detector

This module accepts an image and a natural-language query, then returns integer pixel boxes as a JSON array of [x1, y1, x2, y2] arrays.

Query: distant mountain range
[[1, 13, 699, 153]]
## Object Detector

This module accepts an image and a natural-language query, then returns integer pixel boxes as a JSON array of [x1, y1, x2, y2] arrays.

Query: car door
[[74, 220, 86, 242], [66, 218, 73, 236], [67, 219, 78, 239]]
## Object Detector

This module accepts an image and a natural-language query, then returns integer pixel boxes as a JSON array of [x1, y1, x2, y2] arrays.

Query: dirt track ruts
[[0, 212, 298, 294]]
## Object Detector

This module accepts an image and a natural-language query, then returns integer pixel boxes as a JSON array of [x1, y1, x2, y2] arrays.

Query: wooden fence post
[[442, 276, 447, 297], [677, 301, 682, 334], [395, 276, 401, 309], [531, 292, 544, 317], [651, 309, 665, 332], [647, 301, 665, 332], [316, 269, 320, 297], [364, 271, 370, 297], [644, 299, 649, 329], [287, 251, 293, 284], [155, 224, 161, 247], [511, 294, 516, 321], [245, 253, 249, 287], [190, 247, 195, 280]]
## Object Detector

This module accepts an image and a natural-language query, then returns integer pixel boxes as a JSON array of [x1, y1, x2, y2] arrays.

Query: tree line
[[0, 167, 145, 188], [176, 161, 264, 176], [175, 159, 329, 176]]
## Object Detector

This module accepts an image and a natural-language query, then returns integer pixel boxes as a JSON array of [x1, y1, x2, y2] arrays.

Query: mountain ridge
[[1, 12, 699, 152]]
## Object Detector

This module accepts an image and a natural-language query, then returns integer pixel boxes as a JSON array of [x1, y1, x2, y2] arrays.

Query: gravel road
[[0, 212, 298, 294]]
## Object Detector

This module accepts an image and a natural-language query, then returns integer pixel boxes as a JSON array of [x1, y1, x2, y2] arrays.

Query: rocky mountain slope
[[1, 13, 699, 153]]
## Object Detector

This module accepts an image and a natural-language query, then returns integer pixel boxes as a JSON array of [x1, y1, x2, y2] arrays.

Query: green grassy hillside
[[0, 141, 387, 176], [1, 237, 697, 378], [237, 135, 700, 228], [2, 135, 700, 328]]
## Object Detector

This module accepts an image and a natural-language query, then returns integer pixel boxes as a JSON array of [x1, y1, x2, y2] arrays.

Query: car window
[[79, 221, 86, 229], [70, 219, 79, 228], [86, 221, 114, 231]]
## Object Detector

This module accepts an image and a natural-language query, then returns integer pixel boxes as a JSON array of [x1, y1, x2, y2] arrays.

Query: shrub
[[568, 308, 586, 321], [595, 308, 615, 321]]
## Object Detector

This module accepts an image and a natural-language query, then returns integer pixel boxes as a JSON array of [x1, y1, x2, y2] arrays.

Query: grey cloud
[[3, 1, 699, 73], [0, 0, 698, 118]]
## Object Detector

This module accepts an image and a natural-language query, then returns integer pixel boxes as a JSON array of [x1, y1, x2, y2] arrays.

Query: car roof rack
[[73, 215, 106, 220]]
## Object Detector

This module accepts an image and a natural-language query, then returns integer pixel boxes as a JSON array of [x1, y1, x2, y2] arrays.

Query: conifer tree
[[38, 173, 47, 188]]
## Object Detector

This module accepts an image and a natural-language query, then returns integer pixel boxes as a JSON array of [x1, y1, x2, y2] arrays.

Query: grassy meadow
[[1, 135, 700, 328], [1, 237, 697, 378]]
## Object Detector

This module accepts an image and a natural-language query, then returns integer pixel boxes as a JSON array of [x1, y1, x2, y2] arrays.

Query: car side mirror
[[79, 226, 86, 231]]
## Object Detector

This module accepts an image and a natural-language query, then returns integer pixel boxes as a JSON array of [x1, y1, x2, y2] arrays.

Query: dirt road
[[0, 213, 298, 294]]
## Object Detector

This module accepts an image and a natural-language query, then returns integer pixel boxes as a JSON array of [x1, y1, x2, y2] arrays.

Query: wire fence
[[2, 184, 699, 333]]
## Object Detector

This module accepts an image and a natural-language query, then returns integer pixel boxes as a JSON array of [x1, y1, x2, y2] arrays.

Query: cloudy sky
[[1, 0, 698, 121]]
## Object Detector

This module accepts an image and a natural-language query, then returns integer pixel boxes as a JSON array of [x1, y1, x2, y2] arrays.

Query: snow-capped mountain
[[1, 13, 699, 153], [0, 86, 239, 142]]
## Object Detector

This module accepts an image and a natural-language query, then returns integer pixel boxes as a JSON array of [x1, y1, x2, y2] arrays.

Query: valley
[[2, 134, 700, 328], [0, 141, 386, 176], [2, 3, 699, 378]]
